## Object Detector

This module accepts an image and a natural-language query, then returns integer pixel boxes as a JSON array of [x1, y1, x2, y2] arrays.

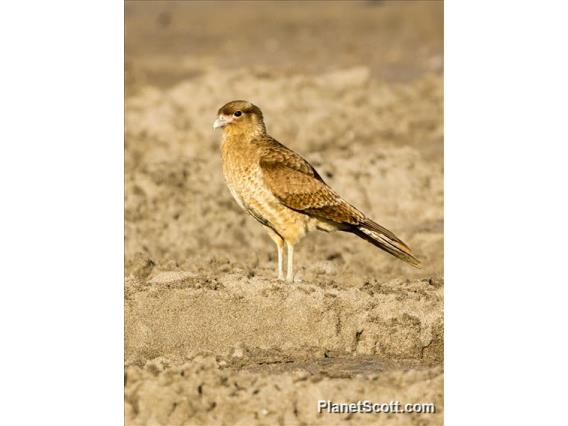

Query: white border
[[0, 1, 123, 424], [446, 1, 568, 424], [1, 1, 568, 425]]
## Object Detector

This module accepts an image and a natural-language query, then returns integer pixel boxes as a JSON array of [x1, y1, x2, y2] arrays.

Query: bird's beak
[[213, 115, 232, 130]]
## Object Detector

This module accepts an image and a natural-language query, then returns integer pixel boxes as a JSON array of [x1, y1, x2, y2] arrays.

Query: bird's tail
[[349, 218, 422, 268]]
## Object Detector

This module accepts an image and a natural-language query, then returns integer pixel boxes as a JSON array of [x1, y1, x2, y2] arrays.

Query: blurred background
[[126, 1, 443, 89]]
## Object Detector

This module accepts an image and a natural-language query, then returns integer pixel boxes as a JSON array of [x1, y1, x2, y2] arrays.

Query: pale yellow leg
[[286, 242, 294, 283], [266, 228, 285, 280], [276, 241, 284, 280]]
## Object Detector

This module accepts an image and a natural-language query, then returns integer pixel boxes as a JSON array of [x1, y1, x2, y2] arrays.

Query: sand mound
[[126, 273, 442, 366], [125, 271, 443, 424]]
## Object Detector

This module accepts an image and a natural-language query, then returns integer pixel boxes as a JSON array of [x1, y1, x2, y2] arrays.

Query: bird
[[213, 100, 421, 282]]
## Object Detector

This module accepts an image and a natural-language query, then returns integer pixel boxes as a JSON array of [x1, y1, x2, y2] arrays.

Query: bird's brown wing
[[258, 137, 421, 267], [257, 138, 365, 225]]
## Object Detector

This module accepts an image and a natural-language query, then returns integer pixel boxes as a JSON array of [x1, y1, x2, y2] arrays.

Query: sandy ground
[[125, 1, 443, 425]]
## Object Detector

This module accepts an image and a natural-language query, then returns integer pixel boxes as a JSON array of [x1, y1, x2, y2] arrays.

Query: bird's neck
[[222, 123, 266, 143]]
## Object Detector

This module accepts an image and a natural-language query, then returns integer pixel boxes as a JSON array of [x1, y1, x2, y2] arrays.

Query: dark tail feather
[[349, 221, 422, 268]]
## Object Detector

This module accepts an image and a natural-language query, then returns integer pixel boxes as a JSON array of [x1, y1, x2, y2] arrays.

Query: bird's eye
[[233, 111, 242, 117]]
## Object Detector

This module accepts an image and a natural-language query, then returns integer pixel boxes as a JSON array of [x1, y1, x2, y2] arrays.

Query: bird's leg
[[276, 240, 284, 280], [266, 228, 285, 280], [286, 242, 294, 283]]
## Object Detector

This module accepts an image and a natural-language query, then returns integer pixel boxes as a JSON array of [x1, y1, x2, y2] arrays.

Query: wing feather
[[257, 137, 364, 225], [256, 136, 421, 267]]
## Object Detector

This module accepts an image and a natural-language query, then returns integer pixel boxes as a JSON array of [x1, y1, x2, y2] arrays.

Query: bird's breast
[[221, 149, 310, 242]]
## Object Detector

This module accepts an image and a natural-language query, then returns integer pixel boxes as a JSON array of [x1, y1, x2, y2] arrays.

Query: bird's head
[[213, 100, 266, 137]]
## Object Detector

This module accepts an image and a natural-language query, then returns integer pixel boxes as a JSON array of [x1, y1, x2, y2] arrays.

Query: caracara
[[214, 100, 421, 282]]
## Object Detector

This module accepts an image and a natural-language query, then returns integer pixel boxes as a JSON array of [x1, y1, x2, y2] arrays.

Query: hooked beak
[[213, 115, 232, 129]]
